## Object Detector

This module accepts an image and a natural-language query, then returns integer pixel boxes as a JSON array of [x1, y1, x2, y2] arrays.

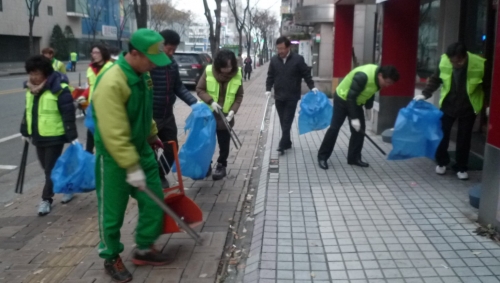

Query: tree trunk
[[238, 29, 243, 55], [28, 19, 35, 55], [133, 0, 148, 29]]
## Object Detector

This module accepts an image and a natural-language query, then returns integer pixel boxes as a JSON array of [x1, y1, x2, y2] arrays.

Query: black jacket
[[266, 52, 315, 101], [150, 59, 198, 120], [20, 72, 77, 147]]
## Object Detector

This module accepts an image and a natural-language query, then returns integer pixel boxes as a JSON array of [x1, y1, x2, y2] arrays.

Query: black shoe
[[104, 257, 132, 283], [318, 159, 328, 170], [132, 248, 174, 266], [348, 159, 369, 168], [212, 163, 227, 180], [206, 165, 212, 178], [277, 147, 286, 155]]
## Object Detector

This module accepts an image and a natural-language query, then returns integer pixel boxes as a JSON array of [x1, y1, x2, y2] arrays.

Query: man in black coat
[[150, 30, 198, 187], [266, 36, 317, 154]]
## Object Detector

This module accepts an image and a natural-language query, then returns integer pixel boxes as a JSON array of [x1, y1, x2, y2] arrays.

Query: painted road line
[[0, 165, 18, 170], [0, 88, 23, 96], [0, 133, 21, 144]]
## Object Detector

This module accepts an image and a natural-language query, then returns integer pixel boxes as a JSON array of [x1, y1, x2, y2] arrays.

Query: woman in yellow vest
[[416, 42, 487, 180], [20, 55, 78, 216], [41, 47, 66, 74], [83, 45, 113, 153], [197, 49, 244, 180]]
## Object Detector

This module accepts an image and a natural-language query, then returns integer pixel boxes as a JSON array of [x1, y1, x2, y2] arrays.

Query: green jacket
[[438, 52, 485, 113], [205, 65, 242, 113], [92, 54, 158, 172], [87, 61, 114, 102]]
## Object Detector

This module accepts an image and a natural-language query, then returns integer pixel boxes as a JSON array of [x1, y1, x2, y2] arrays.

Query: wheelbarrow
[[153, 141, 203, 241]]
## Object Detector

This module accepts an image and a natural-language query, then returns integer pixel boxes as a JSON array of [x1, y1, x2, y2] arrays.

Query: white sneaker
[[457, 171, 469, 180], [435, 166, 446, 175], [61, 193, 74, 204], [38, 200, 51, 216]]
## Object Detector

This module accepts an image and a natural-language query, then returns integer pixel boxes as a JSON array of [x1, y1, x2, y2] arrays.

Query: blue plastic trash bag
[[66, 62, 72, 71], [298, 90, 333, 135], [388, 100, 443, 160], [52, 142, 96, 193], [84, 103, 95, 134], [172, 103, 217, 180]]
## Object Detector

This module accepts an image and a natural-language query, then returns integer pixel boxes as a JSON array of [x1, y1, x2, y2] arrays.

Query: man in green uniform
[[91, 29, 172, 282], [70, 51, 78, 72], [317, 64, 399, 170], [415, 42, 487, 180]]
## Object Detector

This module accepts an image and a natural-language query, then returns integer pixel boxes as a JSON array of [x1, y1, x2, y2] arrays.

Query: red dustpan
[[160, 141, 203, 234]]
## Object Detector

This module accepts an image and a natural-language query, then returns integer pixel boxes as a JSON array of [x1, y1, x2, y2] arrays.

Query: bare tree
[[149, 0, 193, 38], [227, 0, 250, 55], [253, 10, 277, 62], [203, 0, 223, 57], [132, 0, 148, 28], [112, 0, 133, 48], [25, 0, 42, 54], [79, 0, 105, 43]]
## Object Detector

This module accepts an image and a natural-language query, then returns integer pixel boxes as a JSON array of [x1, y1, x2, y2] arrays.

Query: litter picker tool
[[217, 111, 242, 149], [260, 94, 271, 132], [364, 132, 387, 156], [15, 140, 29, 194]]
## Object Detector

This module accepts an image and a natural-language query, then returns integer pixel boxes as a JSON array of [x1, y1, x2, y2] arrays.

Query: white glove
[[21, 136, 30, 143], [126, 167, 146, 190], [265, 91, 271, 97], [71, 139, 79, 145], [414, 94, 426, 101], [211, 102, 222, 114], [365, 108, 372, 121], [486, 107, 490, 117], [76, 96, 87, 104], [351, 119, 361, 132], [227, 110, 235, 122], [312, 88, 319, 94]]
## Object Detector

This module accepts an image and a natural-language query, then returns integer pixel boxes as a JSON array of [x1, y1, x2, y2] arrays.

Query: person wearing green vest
[[70, 51, 78, 72], [20, 55, 78, 216], [91, 29, 172, 282], [416, 42, 488, 180], [42, 47, 66, 74], [318, 64, 400, 170], [197, 49, 244, 180], [84, 45, 113, 154]]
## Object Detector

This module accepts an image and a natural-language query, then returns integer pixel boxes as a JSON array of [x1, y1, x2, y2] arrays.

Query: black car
[[173, 52, 212, 86]]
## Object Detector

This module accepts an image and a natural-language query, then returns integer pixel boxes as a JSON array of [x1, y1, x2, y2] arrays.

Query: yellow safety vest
[[25, 83, 68, 137], [337, 64, 379, 105], [438, 52, 485, 113], [87, 61, 114, 101], [205, 65, 242, 113], [70, 52, 78, 61]]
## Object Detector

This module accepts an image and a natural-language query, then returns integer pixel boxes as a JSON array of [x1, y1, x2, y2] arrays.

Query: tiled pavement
[[239, 96, 500, 283], [0, 64, 270, 283]]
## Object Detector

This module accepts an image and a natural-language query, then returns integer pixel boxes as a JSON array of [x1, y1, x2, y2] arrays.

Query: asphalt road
[[0, 67, 89, 202]]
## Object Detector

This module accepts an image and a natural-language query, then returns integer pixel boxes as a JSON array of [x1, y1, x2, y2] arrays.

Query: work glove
[[351, 119, 361, 132], [211, 102, 222, 114], [150, 136, 164, 150], [71, 139, 79, 145], [365, 108, 372, 121], [414, 94, 426, 101], [265, 91, 271, 97], [76, 96, 87, 105], [486, 107, 490, 117], [312, 88, 319, 94], [21, 136, 31, 143], [227, 110, 235, 122], [126, 167, 146, 190]]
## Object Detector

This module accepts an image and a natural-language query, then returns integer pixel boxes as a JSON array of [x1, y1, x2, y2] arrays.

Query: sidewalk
[[0, 64, 270, 283], [234, 97, 500, 283]]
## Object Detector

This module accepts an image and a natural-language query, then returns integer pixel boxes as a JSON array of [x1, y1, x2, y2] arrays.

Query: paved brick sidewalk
[[239, 99, 500, 283], [0, 64, 270, 283]]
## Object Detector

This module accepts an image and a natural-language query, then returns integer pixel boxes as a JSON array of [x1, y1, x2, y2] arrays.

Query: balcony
[[66, 0, 87, 17]]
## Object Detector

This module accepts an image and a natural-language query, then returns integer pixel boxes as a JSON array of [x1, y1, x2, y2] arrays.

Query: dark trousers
[[216, 130, 231, 167], [86, 129, 94, 154], [244, 71, 251, 80], [36, 144, 64, 202], [156, 115, 178, 178], [318, 94, 366, 162], [275, 99, 299, 149], [435, 113, 476, 172], [71, 61, 76, 72]]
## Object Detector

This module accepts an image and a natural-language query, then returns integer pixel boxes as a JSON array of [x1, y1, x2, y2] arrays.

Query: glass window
[[173, 54, 199, 64], [416, 0, 440, 81], [0, 0, 3, 12], [48, 6, 53, 16], [461, 0, 488, 55]]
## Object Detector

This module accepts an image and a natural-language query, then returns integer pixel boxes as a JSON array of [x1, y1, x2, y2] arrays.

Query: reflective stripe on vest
[[438, 52, 485, 113], [205, 65, 242, 113], [336, 64, 379, 105], [25, 83, 68, 137], [88, 61, 114, 102], [52, 60, 60, 71]]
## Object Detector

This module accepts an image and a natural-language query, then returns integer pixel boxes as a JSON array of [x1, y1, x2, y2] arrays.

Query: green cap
[[130, 29, 171, 67]]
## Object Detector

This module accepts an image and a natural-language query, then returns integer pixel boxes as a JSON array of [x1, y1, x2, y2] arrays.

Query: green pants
[[95, 149, 163, 260]]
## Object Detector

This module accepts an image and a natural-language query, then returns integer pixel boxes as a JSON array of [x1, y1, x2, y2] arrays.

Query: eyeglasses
[[91, 51, 101, 55]]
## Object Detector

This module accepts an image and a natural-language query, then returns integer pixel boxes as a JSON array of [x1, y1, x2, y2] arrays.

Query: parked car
[[173, 51, 212, 86]]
